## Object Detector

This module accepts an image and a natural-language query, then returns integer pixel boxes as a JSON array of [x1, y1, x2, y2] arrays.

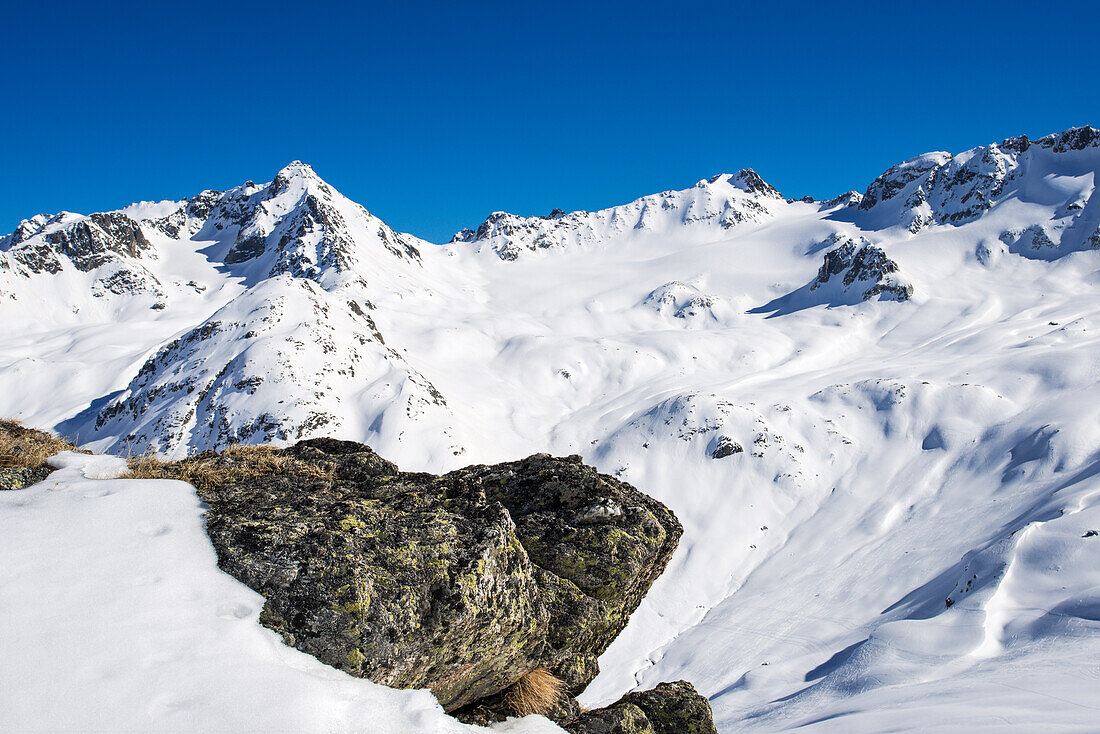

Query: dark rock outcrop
[[749, 234, 913, 316], [0, 466, 52, 491], [565, 680, 718, 734], [729, 168, 782, 199], [851, 125, 1100, 235], [40, 212, 154, 270], [811, 235, 913, 302], [188, 438, 683, 715], [710, 435, 743, 459]]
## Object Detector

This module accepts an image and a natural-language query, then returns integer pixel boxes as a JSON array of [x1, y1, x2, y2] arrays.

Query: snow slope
[[2, 126, 1100, 731]]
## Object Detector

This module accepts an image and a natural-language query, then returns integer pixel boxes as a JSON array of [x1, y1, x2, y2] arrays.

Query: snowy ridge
[[451, 169, 787, 260], [0, 210, 166, 314], [3, 126, 1100, 731], [851, 125, 1100, 255], [80, 276, 464, 461]]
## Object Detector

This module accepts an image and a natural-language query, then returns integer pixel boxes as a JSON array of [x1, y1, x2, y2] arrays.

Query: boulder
[[189, 438, 683, 714], [565, 680, 717, 734]]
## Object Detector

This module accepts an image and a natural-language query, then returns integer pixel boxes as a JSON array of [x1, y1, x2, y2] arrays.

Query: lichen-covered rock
[[565, 681, 717, 734], [445, 453, 681, 694], [189, 438, 682, 713], [0, 466, 52, 491]]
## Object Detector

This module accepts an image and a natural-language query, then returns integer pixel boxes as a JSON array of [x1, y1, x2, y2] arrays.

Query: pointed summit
[[701, 170, 782, 199], [731, 168, 782, 199], [270, 160, 326, 196]]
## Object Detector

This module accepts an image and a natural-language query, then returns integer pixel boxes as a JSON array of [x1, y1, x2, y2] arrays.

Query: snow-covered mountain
[[848, 126, 1100, 253], [3, 126, 1100, 731], [450, 169, 785, 260]]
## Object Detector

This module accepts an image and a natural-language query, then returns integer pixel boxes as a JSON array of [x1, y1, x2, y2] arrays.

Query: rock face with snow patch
[[853, 126, 1100, 247], [84, 277, 462, 460], [810, 234, 913, 302], [188, 438, 683, 716], [0, 211, 165, 304]]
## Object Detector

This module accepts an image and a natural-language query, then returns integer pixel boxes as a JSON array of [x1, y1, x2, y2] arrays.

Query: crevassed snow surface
[[3, 129, 1100, 731], [0, 453, 561, 733]]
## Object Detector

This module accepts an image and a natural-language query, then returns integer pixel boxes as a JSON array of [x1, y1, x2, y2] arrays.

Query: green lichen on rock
[[182, 437, 685, 719], [0, 466, 51, 491], [565, 680, 717, 734], [446, 454, 681, 693], [197, 438, 547, 710]]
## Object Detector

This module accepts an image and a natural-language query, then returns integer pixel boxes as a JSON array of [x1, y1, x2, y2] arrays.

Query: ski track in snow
[[2, 130, 1100, 731]]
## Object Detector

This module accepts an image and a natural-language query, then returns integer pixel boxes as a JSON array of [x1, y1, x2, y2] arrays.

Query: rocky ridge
[[852, 126, 1100, 253], [4, 126, 1098, 466], [0, 210, 165, 306]]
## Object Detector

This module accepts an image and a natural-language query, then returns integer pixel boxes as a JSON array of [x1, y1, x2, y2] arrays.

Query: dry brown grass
[[0, 418, 84, 469], [503, 668, 566, 717], [125, 443, 332, 490]]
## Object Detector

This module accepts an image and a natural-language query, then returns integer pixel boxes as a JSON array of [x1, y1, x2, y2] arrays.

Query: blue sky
[[2, 1, 1097, 243]]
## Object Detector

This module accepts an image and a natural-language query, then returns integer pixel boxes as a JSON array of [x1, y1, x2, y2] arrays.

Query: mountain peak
[[702, 170, 782, 199], [270, 161, 326, 197], [731, 168, 782, 199], [275, 160, 318, 179]]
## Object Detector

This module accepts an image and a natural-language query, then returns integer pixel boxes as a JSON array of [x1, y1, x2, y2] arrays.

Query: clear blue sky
[[2, 1, 1097, 243]]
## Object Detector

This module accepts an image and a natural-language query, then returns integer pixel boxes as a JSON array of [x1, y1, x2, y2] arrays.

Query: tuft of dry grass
[[125, 443, 332, 490], [0, 418, 84, 469], [503, 668, 566, 717]]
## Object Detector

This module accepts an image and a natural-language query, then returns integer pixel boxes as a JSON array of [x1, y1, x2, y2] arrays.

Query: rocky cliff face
[[810, 234, 913, 302], [0, 211, 165, 304]]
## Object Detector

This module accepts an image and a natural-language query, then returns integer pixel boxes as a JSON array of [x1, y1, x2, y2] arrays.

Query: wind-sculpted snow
[[3, 126, 1100, 731]]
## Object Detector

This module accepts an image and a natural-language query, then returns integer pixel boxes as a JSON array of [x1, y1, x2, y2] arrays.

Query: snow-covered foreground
[[3, 127, 1100, 730], [0, 453, 560, 733]]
